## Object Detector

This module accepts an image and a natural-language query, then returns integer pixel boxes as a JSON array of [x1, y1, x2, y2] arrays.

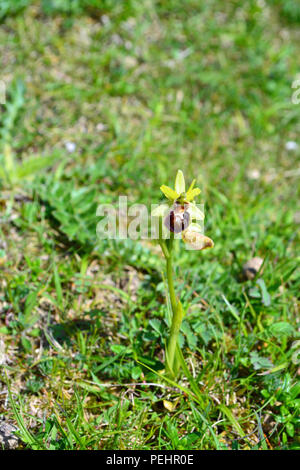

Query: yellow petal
[[160, 185, 179, 201], [186, 179, 196, 194], [186, 187, 201, 202], [175, 170, 185, 194]]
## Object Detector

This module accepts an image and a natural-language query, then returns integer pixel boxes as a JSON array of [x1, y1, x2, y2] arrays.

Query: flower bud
[[182, 226, 214, 250]]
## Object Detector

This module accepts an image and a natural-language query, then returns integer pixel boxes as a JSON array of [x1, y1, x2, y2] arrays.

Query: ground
[[0, 0, 299, 450]]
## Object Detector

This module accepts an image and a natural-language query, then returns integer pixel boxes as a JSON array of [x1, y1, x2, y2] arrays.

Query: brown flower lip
[[164, 203, 191, 233]]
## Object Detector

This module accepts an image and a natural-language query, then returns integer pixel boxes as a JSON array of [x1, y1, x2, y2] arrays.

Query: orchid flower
[[152, 170, 213, 250]]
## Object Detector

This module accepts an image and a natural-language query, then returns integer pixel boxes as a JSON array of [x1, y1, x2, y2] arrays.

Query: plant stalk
[[165, 243, 183, 377], [158, 220, 183, 377]]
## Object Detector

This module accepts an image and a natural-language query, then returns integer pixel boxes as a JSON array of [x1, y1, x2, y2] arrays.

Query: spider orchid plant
[[152, 170, 214, 377]]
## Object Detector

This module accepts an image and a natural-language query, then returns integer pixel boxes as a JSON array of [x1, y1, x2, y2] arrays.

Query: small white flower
[[65, 142, 76, 153], [247, 169, 261, 180], [285, 141, 298, 151], [96, 123, 107, 132]]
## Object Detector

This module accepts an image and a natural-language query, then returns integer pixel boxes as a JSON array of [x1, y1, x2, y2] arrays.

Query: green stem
[[158, 219, 183, 377], [165, 241, 183, 377], [166, 254, 177, 315]]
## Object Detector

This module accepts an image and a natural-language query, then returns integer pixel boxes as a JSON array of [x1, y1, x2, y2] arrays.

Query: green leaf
[[15, 152, 63, 179], [21, 336, 32, 353], [290, 382, 300, 400], [77, 381, 102, 393], [219, 404, 245, 438], [222, 295, 240, 322], [23, 290, 39, 326], [286, 422, 294, 437], [110, 344, 127, 354], [53, 263, 63, 309], [181, 321, 197, 350], [0, 326, 10, 334], [131, 366, 142, 380], [250, 351, 273, 370], [149, 319, 164, 336], [256, 278, 271, 306], [269, 322, 295, 339]]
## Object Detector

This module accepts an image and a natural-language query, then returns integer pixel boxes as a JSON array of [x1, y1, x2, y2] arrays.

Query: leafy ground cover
[[0, 0, 299, 450]]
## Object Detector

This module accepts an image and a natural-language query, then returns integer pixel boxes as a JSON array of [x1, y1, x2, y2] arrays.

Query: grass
[[0, 0, 299, 450]]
